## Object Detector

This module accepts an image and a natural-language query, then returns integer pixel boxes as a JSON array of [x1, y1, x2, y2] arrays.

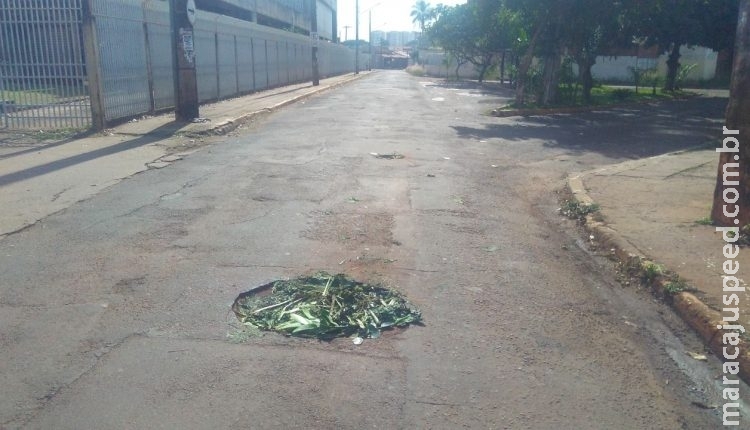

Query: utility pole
[[343, 25, 351, 41], [169, 0, 199, 121], [368, 10, 372, 71], [355, 0, 359, 74], [310, 0, 319, 86]]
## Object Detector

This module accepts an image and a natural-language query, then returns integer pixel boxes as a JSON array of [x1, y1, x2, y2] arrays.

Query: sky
[[336, 0, 467, 41]]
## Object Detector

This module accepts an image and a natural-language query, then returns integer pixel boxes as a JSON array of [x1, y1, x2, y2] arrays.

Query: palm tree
[[410, 0, 433, 33]]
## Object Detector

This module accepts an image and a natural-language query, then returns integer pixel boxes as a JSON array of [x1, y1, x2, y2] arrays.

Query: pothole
[[231, 272, 422, 343], [370, 152, 405, 160]]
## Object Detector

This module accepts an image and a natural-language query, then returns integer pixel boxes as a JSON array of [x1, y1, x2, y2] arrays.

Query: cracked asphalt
[[0, 71, 733, 428]]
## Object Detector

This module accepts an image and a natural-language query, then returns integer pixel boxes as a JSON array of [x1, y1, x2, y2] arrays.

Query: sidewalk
[[569, 148, 750, 379], [0, 72, 369, 237]]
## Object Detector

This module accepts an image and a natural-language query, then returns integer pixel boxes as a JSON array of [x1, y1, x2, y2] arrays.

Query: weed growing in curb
[[642, 262, 665, 283], [695, 216, 713, 226], [560, 200, 600, 220], [664, 279, 688, 295]]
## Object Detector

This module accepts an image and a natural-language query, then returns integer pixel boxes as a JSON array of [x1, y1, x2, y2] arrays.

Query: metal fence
[[0, 0, 91, 130], [0, 0, 368, 130]]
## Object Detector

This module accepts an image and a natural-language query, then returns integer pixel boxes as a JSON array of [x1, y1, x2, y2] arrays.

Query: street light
[[355, 0, 359, 74], [355, 1, 381, 73]]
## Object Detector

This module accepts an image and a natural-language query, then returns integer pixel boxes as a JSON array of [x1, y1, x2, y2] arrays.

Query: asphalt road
[[0, 71, 732, 429]]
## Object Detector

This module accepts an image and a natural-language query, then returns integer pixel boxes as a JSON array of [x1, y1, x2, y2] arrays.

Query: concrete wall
[[593, 46, 717, 82], [420, 46, 719, 83], [419, 49, 480, 79]]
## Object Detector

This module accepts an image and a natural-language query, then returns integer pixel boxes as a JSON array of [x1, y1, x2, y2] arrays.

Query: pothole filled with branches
[[232, 272, 422, 344]]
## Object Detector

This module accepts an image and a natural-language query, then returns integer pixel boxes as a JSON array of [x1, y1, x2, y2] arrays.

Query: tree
[[698, 0, 740, 83], [711, 0, 750, 226], [506, 0, 553, 105], [411, 0, 433, 33], [427, 1, 520, 82], [625, 0, 737, 91], [427, 4, 475, 79], [505, 0, 562, 105], [566, 0, 630, 103]]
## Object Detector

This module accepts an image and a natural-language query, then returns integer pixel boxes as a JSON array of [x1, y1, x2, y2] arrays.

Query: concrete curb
[[193, 73, 369, 137], [567, 170, 750, 384]]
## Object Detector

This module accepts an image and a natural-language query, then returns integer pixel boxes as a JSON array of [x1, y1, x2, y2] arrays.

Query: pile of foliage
[[232, 272, 422, 340]]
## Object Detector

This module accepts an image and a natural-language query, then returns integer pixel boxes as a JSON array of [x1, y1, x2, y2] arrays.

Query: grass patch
[[664, 279, 689, 295], [30, 127, 86, 142], [642, 262, 665, 283], [695, 216, 713, 226], [2, 89, 62, 105], [498, 85, 693, 111]]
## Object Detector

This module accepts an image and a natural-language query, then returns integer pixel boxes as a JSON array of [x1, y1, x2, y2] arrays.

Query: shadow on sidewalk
[[0, 121, 186, 187], [451, 96, 727, 160]]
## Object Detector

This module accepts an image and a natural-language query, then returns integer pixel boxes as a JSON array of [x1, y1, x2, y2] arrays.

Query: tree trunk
[[716, 46, 735, 83], [579, 57, 595, 104], [477, 55, 493, 83], [664, 43, 681, 91], [500, 50, 506, 85], [515, 25, 543, 105], [711, 0, 750, 226], [478, 64, 487, 83], [541, 52, 562, 106]]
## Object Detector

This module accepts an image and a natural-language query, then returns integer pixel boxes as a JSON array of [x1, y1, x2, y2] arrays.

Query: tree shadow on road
[[451, 96, 727, 160]]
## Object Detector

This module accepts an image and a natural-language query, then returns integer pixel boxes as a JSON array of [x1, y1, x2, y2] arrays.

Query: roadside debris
[[370, 152, 405, 160], [232, 272, 422, 341], [687, 352, 708, 361]]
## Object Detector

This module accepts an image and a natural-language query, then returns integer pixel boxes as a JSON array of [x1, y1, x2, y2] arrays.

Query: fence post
[[214, 32, 220, 99], [250, 37, 256, 90], [82, 0, 106, 130], [142, 2, 156, 112], [233, 35, 239, 93]]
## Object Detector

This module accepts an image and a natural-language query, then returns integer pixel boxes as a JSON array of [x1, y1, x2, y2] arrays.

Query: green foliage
[[411, 0, 434, 33], [427, 2, 522, 82], [561, 200, 600, 220], [695, 216, 713, 226], [642, 262, 664, 283], [232, 272, 422, 340], [628, 66, 661, 94], [32, 128, 86, 141], [611, 88, 632, 101], [664, 279, 688, 295], [675, 63, 698, 87]]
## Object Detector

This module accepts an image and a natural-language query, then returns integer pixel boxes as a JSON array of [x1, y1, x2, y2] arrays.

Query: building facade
[[199, 0, 337, 41]]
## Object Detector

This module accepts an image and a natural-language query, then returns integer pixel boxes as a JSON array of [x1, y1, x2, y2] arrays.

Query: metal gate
[[0, 0, 91, 130], [0, 0, 368, 131]]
